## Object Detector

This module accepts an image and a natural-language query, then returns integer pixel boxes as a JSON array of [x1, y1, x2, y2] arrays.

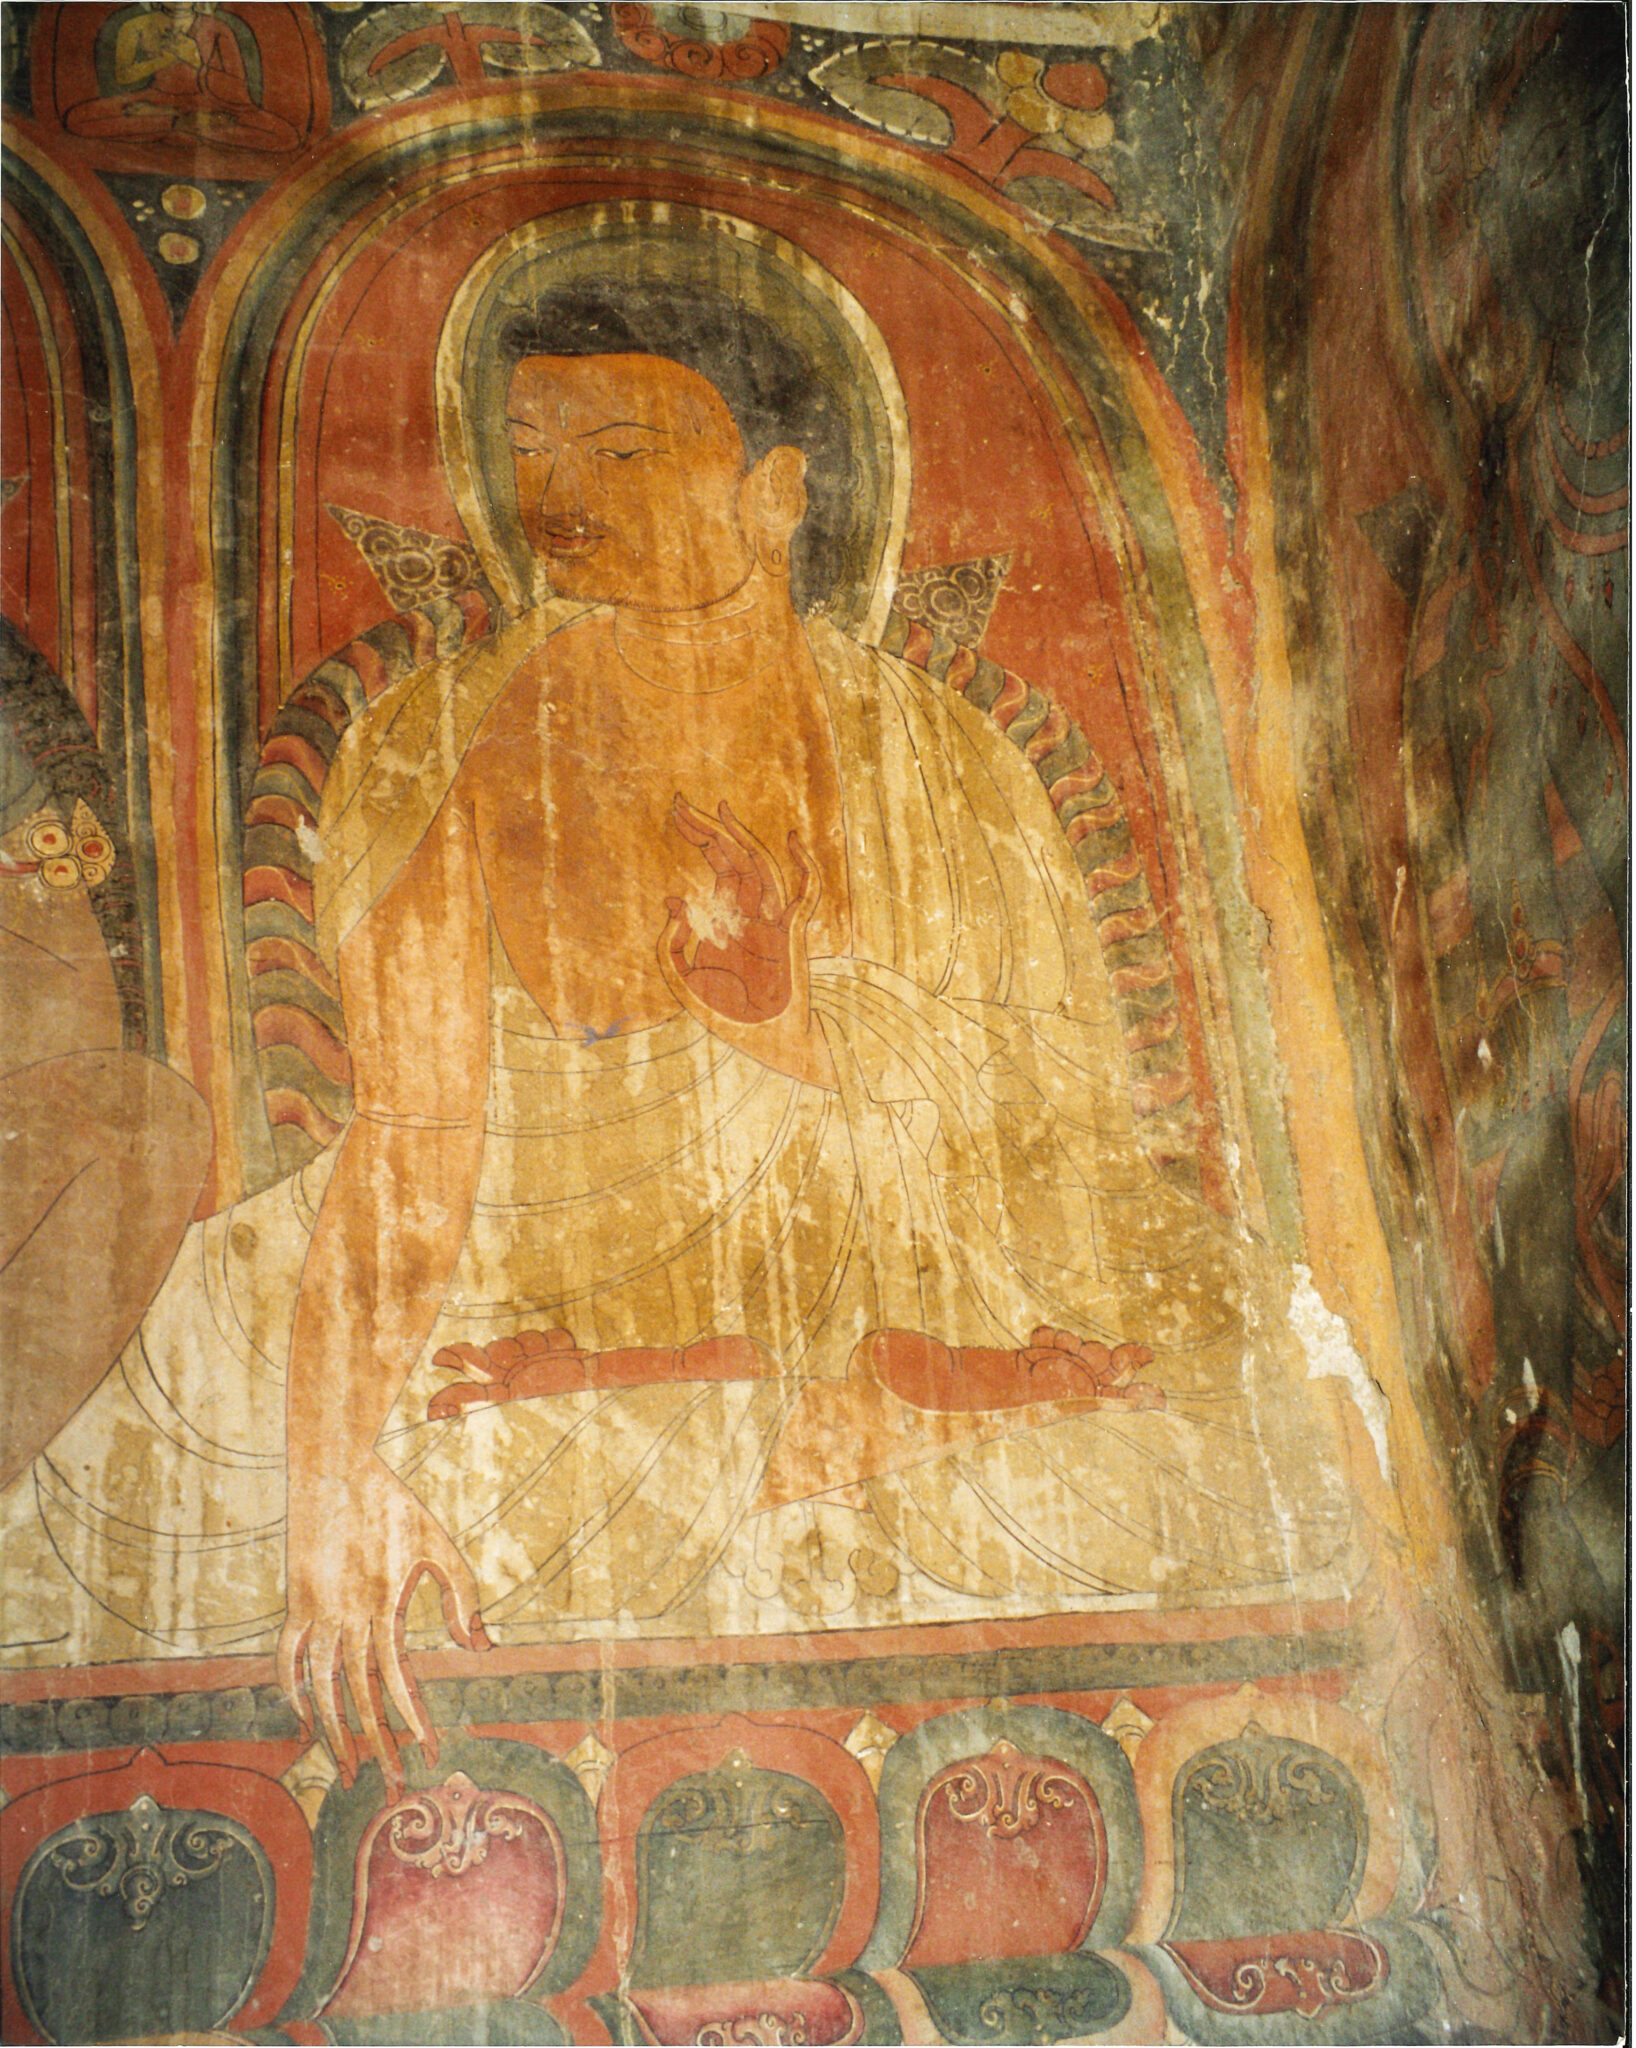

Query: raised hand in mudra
[[658, 795, 838, 1090]]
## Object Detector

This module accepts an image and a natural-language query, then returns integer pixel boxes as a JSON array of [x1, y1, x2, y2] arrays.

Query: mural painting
[[0, 5, 1624, 2042]]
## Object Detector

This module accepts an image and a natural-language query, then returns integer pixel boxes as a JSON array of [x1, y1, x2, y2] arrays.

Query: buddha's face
[[506, 353, 768, 611]]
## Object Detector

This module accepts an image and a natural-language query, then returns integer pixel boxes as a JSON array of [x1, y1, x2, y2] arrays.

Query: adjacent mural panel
[[1, 6, 1623, 2041]]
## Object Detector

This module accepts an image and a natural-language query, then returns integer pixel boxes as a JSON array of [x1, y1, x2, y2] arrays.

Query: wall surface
[[0, 5, 1624, 2042]]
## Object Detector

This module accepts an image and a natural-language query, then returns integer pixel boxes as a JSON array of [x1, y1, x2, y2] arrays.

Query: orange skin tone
[[277, 354, 1158, 1788]]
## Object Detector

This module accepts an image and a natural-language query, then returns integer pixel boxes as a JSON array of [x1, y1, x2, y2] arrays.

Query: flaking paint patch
[[1288, 1261, 1393, 1486]]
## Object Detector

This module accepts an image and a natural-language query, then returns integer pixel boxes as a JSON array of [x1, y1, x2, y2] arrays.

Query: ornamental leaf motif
[[1269, 1946, 1384, 2018], [45, 1794, 242, 1931], [936, 1740, 1084, 1840], [1161, 1933, 1389, 2019], [976, 1983, 1113, 2040], [1184, 1731, 1345, 1827], [695, 2015, 811, 2046], [383, 1770, 530, 1878], [651, 1763, 832, 1854]]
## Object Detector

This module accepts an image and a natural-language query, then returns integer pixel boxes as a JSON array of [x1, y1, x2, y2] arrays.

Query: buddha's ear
[[739, 444, 808, 553]]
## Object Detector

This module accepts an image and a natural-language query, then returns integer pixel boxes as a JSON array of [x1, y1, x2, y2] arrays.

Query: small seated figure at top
[[63, 2, 300, 154]]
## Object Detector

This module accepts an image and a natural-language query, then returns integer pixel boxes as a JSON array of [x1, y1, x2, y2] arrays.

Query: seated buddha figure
[[0, 281, 1357, 1789], [63, 2, 299, 154]]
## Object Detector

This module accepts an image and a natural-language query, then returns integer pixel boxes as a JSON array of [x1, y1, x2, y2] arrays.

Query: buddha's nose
[[537, 448, 588, 520]]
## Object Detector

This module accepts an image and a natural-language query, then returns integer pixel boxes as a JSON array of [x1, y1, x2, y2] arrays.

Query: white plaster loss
[[685, 881, 746, 949], [1556, 1622, 1585, 1818], [295, 818, 324, 864], [1288, 1262, 1394, 1485], [769, 3, 1171, 47]]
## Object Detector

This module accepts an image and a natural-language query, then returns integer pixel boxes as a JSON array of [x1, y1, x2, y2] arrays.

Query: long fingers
[[296, 1616, 440, 1794], [427, 1380, 506, 1420], [658, 896, 700, 1012], [426, 1547, 490, 1655], [671, 796, 742, 886], [344, 1624, 400, 1796], [309, 1624, 360, 1788], [672, 795, 785, 916], [783, 831, 822, 935], [714, 802, 784, 913], [432, 1340, 503, 1384], [373, 1611, 435, 1774], [276, 1618, 315, 1746], [670, 792, 719, 853], [662, 895, 693, 967]]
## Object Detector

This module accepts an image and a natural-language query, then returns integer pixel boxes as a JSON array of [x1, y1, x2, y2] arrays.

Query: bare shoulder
[[457, 605, 611, 791]]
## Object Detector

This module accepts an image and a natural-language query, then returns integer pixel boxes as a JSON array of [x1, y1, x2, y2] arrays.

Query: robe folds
[[0, 616, 1359, 1661]]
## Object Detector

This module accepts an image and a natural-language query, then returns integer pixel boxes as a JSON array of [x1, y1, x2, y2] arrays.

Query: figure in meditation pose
[[0, 286, 1352, 1787], [64, 2, 300, 153]]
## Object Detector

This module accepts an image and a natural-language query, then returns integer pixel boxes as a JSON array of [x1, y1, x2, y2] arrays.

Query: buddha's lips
[[540, 521, 606, 559]]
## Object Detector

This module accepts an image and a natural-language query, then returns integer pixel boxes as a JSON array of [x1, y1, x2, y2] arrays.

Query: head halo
[[436, 202, 910, 637]]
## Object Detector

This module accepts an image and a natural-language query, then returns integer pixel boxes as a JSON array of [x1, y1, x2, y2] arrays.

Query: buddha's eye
[[596, 446, 652, 462]]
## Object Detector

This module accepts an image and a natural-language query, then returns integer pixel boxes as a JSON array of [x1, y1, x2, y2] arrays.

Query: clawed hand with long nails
[[277, 1454, 489, 1796]]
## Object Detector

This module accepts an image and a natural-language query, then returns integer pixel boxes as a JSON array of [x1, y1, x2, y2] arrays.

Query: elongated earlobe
[[740, 443, 807, 577]]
